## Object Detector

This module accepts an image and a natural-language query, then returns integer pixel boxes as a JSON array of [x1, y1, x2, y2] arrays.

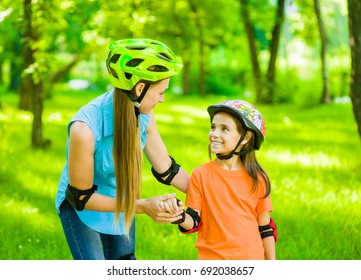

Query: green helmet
[[106, 38, 183, 90]]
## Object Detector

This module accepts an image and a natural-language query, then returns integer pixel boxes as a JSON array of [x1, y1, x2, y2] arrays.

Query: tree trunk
[[314, 0, 331, 104], [19, 0, 34, 111], [240, 0, 263, 101], [182, 59, 191, 95], [189, 0, 206, 96], [32, 82, 46, 148], [266, 0, 285, 103], [21, 0, 47, 148], [347, 0, 361, 141]]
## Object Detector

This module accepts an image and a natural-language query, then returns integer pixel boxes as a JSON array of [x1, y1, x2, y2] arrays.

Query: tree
[[266, 0, 286, 103], [239, 0, 286, 103], [17, 0, 100, 148], [240, 0, 262, 99], [188, 0, 206, 96], [347, 0, 361, 141], [20, 0, 45, 148], [314, 0, 331, 104]]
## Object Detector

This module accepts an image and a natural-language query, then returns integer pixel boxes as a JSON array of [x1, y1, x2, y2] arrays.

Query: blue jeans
[[58, 199, 136, 260]]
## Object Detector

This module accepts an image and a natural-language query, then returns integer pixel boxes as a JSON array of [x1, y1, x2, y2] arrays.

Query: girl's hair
[[113, 88, 142, 234], [208, 113, 271, 198]]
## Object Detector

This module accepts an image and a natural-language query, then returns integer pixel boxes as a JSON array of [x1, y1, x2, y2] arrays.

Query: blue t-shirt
[[55, 89, 150, 235]]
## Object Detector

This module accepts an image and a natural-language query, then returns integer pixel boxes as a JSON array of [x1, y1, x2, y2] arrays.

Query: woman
[[55, 38, 189, 260]]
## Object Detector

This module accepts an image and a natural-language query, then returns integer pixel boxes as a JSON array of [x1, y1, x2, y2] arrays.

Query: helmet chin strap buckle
[[216, 130, 248, 160], [216, 153, 234, 160]]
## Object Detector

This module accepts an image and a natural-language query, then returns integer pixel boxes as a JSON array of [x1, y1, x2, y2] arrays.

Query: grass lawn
[[0, 86, 360, 260]]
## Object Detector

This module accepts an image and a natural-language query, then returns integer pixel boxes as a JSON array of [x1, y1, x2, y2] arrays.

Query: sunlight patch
[[0, 112, 10, 121], [170, 105, 208, 119], [312, 189, 361, 208], [22, 207, 39, 214], [179, 116, 194, 124], [16, 112, 32, 122], [155, 114, 174, 123], [283, 116, 292, 126], [266, 149, 340, 167], [47, 112, 63, 123]]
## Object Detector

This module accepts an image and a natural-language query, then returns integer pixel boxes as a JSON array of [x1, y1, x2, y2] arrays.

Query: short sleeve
[[185, 168, 203, 211], [255, 178, 273, 213]]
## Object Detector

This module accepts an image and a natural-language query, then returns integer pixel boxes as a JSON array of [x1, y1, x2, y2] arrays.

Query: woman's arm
[[136, 193, 184, 223], [68, 121, 183, 223], [144, 112, 190, 193], [68, 121, 115, 212], [258, 212, 276, 260]]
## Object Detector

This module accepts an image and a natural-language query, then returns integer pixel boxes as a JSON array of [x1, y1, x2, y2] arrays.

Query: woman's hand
[[138, 193, 184, 223]]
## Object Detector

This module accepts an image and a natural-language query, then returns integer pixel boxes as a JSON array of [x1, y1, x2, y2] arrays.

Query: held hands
[[160, 197, 186, 224], [143, 193, 184, 224], [159, 197, 182, 214]]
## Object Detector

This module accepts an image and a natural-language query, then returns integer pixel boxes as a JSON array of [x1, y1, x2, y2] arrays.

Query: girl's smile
[[209, 112, 242, 155]]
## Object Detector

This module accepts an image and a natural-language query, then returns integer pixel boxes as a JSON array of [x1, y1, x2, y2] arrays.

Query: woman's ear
[[134, 82, 145, 97], [241, 131, 253, 145]]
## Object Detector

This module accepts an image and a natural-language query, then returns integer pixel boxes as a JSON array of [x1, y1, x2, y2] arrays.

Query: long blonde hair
[[113, 88, 142, 234]]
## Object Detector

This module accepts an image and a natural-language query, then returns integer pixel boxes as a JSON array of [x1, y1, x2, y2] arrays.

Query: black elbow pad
[[65, 184, 98, 211], [151, 156, 180, 185]]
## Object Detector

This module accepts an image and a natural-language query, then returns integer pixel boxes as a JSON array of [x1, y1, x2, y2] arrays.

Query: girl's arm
[[258, 212, 276, 260], [162, 198, 201, 232], [144, 112, 190, 193]]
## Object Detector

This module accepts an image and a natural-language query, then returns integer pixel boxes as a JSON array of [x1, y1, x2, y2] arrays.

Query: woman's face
[[208, 112, 243, 155], [138, 78, 170, 114]]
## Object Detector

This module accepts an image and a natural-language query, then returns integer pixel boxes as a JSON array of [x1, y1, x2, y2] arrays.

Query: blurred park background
[[0, 0, 361, 260]]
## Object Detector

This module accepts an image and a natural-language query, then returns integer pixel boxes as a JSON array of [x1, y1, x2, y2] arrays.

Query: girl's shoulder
[[191, 160, 214, 176]]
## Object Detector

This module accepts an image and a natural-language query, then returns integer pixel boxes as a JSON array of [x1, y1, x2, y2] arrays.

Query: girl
[[166, 100, 276, 260], [55, 39, 189, 260]]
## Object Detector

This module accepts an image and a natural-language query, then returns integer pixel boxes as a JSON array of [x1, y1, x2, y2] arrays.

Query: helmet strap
[[124, 83, 151, 126], [216, 130, 252, 160], [136, 83, 150, 105], [133, 83, 150, 122]]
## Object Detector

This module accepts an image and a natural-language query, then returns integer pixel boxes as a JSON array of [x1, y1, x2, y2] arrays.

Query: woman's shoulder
[[69, 121, 94, 141]]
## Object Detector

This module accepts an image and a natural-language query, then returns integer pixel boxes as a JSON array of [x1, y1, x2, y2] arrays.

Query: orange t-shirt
[[186, 160, 272, 260]]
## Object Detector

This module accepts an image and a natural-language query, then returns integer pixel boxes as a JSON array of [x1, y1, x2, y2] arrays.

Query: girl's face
[[138, 78, 170, 114], [208, 112, 243, 155]]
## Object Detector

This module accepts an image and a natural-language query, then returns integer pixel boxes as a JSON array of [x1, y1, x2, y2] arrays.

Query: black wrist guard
[[171, 210, 186, 224]]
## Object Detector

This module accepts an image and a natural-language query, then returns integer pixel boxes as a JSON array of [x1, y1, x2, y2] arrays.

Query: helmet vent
[[126, 59, 144, 67], [126, 45, 147, 50], [109, 54, 121, 64], [125, 72, 133, 80], [148, 65, 169, 72], [157, 52, 172, 62], [110, 68, 118, 78]]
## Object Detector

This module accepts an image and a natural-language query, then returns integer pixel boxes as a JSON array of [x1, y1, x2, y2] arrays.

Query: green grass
[[0, 86, 360, 260]]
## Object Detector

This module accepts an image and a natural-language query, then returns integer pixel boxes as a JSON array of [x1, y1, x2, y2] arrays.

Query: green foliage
[[0, 0, 350, 106], [0, 86, 360, 260]]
